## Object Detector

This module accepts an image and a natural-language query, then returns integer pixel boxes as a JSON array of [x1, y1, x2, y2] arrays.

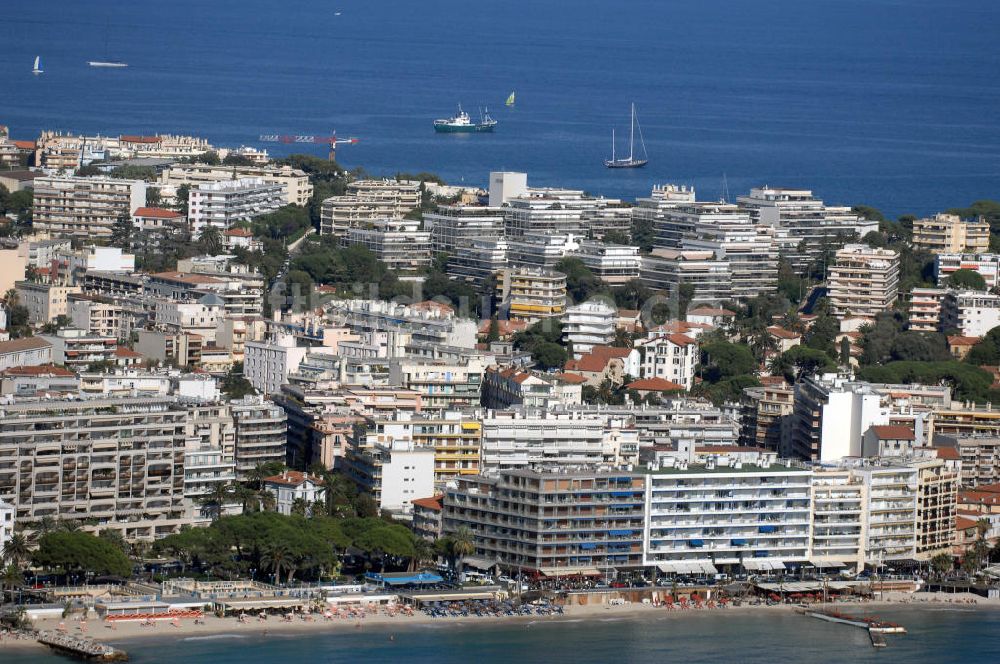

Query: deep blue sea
[[8, 607, 1000, 663], [2, 0, 999, 216]]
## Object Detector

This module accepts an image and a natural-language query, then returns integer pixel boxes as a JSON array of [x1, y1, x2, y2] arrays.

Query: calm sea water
[[8, 607, 1000, 663], [2, 0, 999, 216]]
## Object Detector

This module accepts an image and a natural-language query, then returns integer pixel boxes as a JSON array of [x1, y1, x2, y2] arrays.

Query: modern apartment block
[[908, 287, 947, 332], [158, 163, 313, 206], [935, 253, 1000, 289], [736, 187, 877, 273], [644, 457, 813, 573], [640, 248, 732, 306], [496, 267, 567, 322], [443, 468, 647, 575], [346, 439, 436, 516], [912, 213, 989, 255], [827, 244, 900, 319], [788, 374, 889, 461], [15, 281, 82, 325], [632, 184, 698, 248], [230, 395, 288, 480], [941, 290, 1000, 337], [934, 434, 1000, 487], [569, 240, 642, 285], [809, 469, 866, 570], [319, 179, 421, 238], [388, 357, 486, 412], [562, 300, 616, 357], [343, 219, 432, 271], [424, 205, 505, 254], [187, 178, 284, 233], [912, 458, 958, 559], [479, 410, 606, 471], [853, 465, 918, 563], [447, 237, 509, 286], [31, 176, 146, 239], [739, 383, 795, 451], [0, 397, 190, 540]]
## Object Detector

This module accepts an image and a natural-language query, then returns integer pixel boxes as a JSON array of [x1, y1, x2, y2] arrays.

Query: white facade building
[[32, 176, 146, 239], [562, 300, 616, 358], [188, 178, 284, 233], [634, 334, 699, 390], [479, 409, 606, 471], [244, 334, 313, 395], [263, 471, 327, 516], [942, 290, 1000, 337]]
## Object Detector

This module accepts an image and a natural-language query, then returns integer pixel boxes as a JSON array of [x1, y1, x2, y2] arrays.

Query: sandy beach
[[3, 590, 996, 656]]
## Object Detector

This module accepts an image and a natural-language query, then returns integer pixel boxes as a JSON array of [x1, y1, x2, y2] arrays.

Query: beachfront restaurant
[[398, 586, 506, 608], [95, 600, 174, 620], [214, 597, 309, 616], [364, 571, 445, 588]]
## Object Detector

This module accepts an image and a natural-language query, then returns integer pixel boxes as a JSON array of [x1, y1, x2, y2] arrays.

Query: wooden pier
[[37, 630, 128, 661], [801, 610, 906, 649]]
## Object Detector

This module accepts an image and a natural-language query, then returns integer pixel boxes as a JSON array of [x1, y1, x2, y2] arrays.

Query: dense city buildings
[[495, 267, 567, 322], [187, 178, 285, 233], [319, 179, 421, 238]]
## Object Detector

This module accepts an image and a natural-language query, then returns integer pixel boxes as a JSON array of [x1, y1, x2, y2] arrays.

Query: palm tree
[[199, 483, 234, 521], [262, 543, 292, 586], [198, 226, 224, 256], [929, 552, 953, 580], [1, 533, 29, 568], [258, 489, 277, 513], [290, 498, 310, 517], [450, 527, 475, 580], [1, 564, 23, 605]]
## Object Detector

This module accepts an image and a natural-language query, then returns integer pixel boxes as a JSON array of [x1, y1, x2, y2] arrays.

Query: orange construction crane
[[257, 131, 359, 161]]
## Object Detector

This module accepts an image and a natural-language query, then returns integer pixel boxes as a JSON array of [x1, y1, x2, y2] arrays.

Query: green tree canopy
[[33, 532, 132, 577], [946, 268, 987, 291]]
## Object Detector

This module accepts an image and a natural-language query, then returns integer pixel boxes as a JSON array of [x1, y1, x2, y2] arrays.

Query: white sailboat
[[88, 20, 128, 68], [604, 103, 648, 169], [32, 56, 43, 74]]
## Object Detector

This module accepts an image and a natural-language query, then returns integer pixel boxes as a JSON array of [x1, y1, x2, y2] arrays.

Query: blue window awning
[[754, 551, 770, 558], [758, 525, 776, 533], [611, 491, 635, 497], [609, 529, 634, 536], [580, 543, 597, 550], [731, 538, 748, 546], [688, 539, 704, 548]]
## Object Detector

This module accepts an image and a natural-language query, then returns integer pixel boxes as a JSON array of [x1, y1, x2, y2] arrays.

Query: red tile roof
[[871, 425, 915, 441], [224, 228, 254, 237], [767, 326, 801, 340], [12, 140, 36, 150], [935, 447, 961, 460], [956, 516, 979, 531], [552, 372, 588, 384], [626, 377, 686, 392], [0, 364, 74, 377], [263, 470, 325, 487], [0, 337, 53, 354], [948, 335, 981, 347], [134, 206, 183, 219], [113, 347, 143, 357], [411, 495, 444, 511], [413, 300, 455, 315], [120, 135, 162, 144]]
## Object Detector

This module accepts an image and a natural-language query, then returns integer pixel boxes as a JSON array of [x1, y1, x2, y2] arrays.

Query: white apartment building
[[32, 176, 146, 239], [15, 281, 82, 325], [506, 232, 579, 270], [562, 300, 616, 357], [570, 240, 642, 285], [479, 409, 607, 471], [908, 287, 947, 332], [326, 299, 478, 350], [496, 267, 567, 322], [912, 213, 989, 255], [158, 163, 313, 206], [424, 205, 504, 253], [0, 499, 13, 557], [640, 248, 732, 306], [154, 294, 225, 342], [388, 357, 486, 412], [319, 179, 421, 238], [244, 334, 313, 395], [632, 184, 698, 248], [488, 171, 528, 206], [634, 334, 699, 390], [187, 178, 284, 233], [343, 219, 431, 271], [447, 237, 509, 286], [935, 253, 1000, 289], [737, 187, 878, 273], [0, 397, 191, 541], [230, 395, 288, 480], [643, 457, 813, 572], [853, 465, 918, 563], [827, 244, 900, 319], [942, 290, 1000, 337], [789, 374, 890, 462], [809, 470, 866, 571], [347, 439, 436, 516]]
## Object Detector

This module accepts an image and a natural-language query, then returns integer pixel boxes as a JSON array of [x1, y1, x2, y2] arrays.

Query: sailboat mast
[[611, 129, 616, 162], [628, 103, 635, 161]]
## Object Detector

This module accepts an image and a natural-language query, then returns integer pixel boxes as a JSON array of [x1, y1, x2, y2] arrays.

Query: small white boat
[[88, 60, 128, 68], [32, 55, 43, 74]]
